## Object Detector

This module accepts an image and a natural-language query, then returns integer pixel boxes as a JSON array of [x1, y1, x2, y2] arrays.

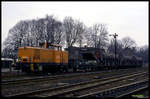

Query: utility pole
[[109, 33, 118, 69]]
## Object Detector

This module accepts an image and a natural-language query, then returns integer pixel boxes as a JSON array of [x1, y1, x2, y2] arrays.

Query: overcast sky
[[2, 1, 148, 48]]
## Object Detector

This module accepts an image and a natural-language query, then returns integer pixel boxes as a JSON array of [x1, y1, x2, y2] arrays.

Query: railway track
[[32, 72, 148, 97], [79, 79, 148, 98], [116, 82, 148, 98], [3, 69, 140, 96], [121, 86, 149, 98], [4, 71, 148, 97], [2, 67, 146, 85], [2, 71, 107, 85], [1, 69, 134, 86]]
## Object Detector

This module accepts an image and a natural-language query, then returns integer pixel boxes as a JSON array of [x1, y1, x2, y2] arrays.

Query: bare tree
[[28, 19, 38, 46], [35, 18, 47, 43], [74, 20, 85, 47], [97, 24, 109, 49], [63, 17, 85, 47], [107, 38, 124, 56], [120, 37, 137, 55], [121, 37, 136, 49], [53, 21, 64, 44], [84, 27, 94, 47], [85, 24, 109, 49], [45, 15, 55, 43], [2, 15, 65, 58], [2, 21, 28, 58], [136, 45, 149, 65], [42, 15, 64, 44]]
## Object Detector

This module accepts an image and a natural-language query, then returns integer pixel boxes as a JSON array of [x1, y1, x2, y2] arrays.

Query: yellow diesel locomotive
[[16, 42, 68, 73]]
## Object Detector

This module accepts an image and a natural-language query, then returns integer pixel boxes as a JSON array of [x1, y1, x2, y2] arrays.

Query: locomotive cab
[[39, 41, 62, 51]]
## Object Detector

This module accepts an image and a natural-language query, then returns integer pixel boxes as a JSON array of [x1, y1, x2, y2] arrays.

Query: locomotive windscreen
[[81, 53, 96, 60]]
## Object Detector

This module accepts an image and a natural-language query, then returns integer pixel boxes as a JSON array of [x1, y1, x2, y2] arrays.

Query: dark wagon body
[[65, 46, 143, 71]]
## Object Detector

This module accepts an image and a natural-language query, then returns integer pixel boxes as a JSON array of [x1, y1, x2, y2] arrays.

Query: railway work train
[[15, 41, 143, 73]]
